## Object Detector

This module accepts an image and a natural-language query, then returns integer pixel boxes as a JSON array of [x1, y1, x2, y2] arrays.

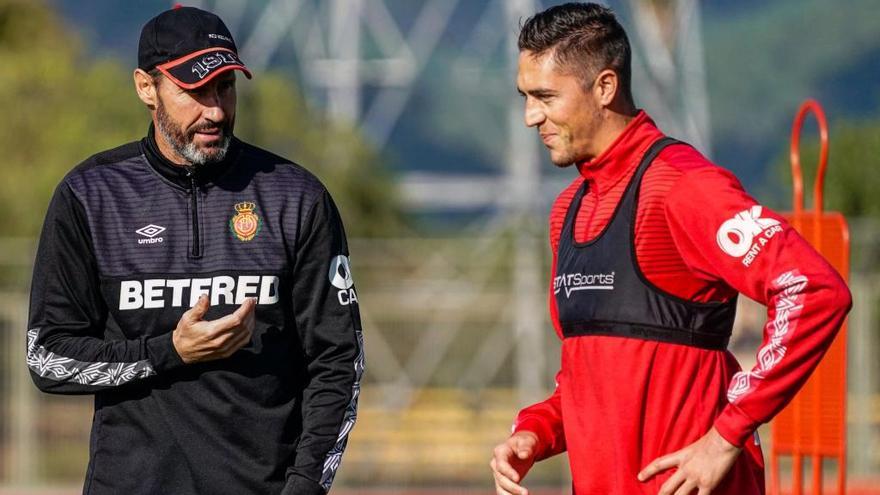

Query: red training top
[[513, 112, 851, 494]]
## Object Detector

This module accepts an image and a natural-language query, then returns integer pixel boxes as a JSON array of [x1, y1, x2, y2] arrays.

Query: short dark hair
[[518, 2, 633, 104], [147, 67, 164, 85]]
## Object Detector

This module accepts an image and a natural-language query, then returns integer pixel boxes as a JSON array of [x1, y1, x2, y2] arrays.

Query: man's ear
[[134, 69, 159, 109], [593, 69, 619, 107]]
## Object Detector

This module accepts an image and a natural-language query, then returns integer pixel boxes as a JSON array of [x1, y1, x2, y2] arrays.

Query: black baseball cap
[[138, 5, 252, 89]]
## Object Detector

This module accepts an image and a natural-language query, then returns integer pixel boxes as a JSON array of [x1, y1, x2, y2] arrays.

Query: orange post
[[770, 99, 849, 495]]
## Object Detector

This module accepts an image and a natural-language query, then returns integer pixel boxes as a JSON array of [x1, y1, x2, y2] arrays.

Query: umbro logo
[[136, 224, 166, 245]]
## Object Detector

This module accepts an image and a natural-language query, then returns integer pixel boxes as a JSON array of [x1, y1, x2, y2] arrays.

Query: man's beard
[[156, 98, 233, 166]]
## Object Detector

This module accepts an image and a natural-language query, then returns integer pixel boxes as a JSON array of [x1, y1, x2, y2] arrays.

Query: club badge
[[229, 201, 262, 241]]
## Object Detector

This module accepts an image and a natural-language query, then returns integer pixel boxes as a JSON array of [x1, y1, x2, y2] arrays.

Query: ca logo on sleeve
[[716, 205, 782, 266], [329, 255, 357, 305]]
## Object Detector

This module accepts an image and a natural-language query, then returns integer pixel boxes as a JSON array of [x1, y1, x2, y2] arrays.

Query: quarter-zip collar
[[575, 111, 665, 197], [140, 123, 241, 190]]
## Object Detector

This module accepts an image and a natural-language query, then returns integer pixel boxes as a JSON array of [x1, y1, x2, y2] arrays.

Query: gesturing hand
[[490, 431, 539, 495], [172, 295, 257, 364], [638, 427, 741, 495]]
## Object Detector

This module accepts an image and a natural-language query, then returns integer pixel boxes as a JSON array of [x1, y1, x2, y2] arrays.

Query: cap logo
[[207, 33, 233, 43], [192, 51, 241, 79]]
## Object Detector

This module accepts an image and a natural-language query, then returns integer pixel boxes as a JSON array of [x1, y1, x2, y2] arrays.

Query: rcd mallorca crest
[[229, 201, 262, 241]]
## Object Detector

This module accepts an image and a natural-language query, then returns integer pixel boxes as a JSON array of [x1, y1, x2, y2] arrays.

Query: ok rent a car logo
[[716, 205, 782, 267]]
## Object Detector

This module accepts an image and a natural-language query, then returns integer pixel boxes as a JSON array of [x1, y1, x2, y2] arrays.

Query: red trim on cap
[[173, 3, 184, 9], [156, 47, 240, 72], [157, 64, 250, 90], [155, 47, 252, 89]]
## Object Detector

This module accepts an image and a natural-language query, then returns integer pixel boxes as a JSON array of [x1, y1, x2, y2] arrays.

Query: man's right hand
[[490, 431, 539, 495], [172, 295, 256, 364]]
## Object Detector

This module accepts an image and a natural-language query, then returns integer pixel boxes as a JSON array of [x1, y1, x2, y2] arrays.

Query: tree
[[0, 0, 403, 240], [767, 118, 880, 271], [0, 0, 145, 237], [235, 75, 403, 236], [770, 119, 880, 219]]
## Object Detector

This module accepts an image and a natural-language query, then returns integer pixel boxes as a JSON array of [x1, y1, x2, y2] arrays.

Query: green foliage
[[0, 0, 145, 237], [767, 118, 880, 274], [0, 0, 402, 239], [235, 75, 404, 236], [705, 0, 880, 146], [770, 119, 880, 219]]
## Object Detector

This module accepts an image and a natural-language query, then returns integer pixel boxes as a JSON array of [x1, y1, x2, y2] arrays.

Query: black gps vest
[[554, 138, 736, 350]]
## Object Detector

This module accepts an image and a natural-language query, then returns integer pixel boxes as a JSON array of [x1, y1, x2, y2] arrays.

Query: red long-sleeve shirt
[[513, 112, 851, 494]]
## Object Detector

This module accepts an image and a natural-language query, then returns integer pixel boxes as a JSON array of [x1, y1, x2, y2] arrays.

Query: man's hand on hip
[[638, 426, 741, 495], [490, 430, 539, 495], [172, 295, 256, 364]]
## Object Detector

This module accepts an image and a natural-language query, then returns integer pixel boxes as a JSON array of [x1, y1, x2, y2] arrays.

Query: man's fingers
[[235, 297, 257, 318], [491, 455, 524, 495], [224, 323, 253, 354], [658, 468, 686, 495], [243, 300, 257, 330], [673, 479, 698, 495], [494, 457, 521, 483], [491, 472, 517, 495], [514, 433, 537, 459], [186, 294, 210, 322], [491, 470, 513, 495], [491, 435, 536, 495], [493, 470, 528, 495], [492, 444, 523, 482], [212, 298, 257, 329], [638, 451, 680, 481]]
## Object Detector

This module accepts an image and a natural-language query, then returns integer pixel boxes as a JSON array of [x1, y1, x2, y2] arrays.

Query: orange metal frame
[[770, 99, 850, 495], [789, 100, 829, 240]]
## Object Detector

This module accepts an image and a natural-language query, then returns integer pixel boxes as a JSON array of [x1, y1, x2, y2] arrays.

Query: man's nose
[[201, 92, 226, 122], [524, 99, 544, 127], [203, 103, 225, 123]]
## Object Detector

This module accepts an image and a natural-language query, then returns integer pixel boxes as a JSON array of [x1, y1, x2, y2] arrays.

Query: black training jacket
[[27, 130, 364, 495]]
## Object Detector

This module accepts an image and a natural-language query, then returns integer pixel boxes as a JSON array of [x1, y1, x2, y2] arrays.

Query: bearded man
[[27, 6, 363, 494]]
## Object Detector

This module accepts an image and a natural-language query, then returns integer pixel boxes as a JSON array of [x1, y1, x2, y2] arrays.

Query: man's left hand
[[637, 426, 741, 495]]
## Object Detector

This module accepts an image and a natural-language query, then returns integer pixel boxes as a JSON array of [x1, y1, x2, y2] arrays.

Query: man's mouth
[[194, 128, 221, 136], [191, 127, 224, 143]]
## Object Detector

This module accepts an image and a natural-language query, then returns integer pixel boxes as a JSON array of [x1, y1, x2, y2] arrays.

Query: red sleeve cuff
[[714, 403, 761, 448], [513, 416, 557, 461]]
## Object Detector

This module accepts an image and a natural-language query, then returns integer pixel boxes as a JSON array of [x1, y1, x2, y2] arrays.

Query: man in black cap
[[27, 6, 363, 494]]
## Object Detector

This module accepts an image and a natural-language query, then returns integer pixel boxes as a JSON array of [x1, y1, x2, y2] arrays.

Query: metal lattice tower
[[181, 0, 711, 409]]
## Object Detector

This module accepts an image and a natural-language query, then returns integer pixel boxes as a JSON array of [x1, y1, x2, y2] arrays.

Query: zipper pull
[[185, 167, 198, 190]]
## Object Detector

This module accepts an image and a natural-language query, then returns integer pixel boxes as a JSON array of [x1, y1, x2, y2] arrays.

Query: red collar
[[575, 111, 665, 195]]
